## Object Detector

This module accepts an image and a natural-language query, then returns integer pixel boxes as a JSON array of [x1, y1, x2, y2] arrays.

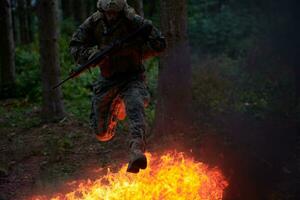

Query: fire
[[31, 152, 228, 200]]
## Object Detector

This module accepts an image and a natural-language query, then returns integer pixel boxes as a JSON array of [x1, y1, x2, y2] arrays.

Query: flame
[[31, 152, 228, 200]]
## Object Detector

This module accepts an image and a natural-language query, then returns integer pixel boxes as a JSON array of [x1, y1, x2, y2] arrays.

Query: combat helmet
[[97, 0, 127, 12]]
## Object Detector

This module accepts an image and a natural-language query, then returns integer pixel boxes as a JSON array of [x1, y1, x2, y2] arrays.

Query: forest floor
[[0, 99, 130, 200], [0, 98, 299, 200]]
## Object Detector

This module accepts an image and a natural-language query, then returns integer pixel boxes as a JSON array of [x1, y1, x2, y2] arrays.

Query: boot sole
[[127, 156, 147, 173]]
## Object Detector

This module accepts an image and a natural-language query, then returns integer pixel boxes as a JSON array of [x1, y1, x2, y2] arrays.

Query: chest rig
[[92, 12, 144, 78]]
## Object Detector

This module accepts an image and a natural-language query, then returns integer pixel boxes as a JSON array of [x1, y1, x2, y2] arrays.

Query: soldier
[[69, 0, 166, 173]]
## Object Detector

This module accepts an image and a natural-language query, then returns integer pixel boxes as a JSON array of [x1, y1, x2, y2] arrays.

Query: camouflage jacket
[[69, 7, 166, 78]]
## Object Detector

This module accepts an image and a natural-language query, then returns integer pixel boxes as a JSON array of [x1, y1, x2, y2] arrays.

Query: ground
[[0, 99, 129, 200], [0, 99, 299, 200]]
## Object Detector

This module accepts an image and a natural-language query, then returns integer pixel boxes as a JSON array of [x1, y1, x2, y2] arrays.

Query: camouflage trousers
[[90, 73, 150, 143]]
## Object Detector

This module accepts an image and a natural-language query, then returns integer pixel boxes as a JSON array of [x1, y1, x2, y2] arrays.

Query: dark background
[[0, 0, 299, 199]]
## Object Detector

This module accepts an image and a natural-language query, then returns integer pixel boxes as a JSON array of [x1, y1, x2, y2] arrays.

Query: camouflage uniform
[[69, 3, 165, 173]]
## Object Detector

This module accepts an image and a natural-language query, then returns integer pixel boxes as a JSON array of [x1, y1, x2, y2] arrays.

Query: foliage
[[0, 100, 41, 129], [189, 0, 298, 120], [192, 55, 238, 118], [192, 53, 297, 120], [12, 0, 298, 124], [188, 0, 260, 55], [15, 42, 41, 101], [144, 58, 159, 125]]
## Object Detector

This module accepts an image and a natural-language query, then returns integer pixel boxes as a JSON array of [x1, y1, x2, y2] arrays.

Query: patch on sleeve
[[92, 11, 103, 22]]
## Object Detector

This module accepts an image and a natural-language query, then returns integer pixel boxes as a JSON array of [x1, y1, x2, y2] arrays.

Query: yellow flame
[[31, 152, 228, 200]]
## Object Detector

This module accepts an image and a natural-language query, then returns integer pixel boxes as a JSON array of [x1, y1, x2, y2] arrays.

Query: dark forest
[[0, 0, 299, 199]]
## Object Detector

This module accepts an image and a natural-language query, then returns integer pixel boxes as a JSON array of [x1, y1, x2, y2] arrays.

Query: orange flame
[[31, 152, 228, 200]]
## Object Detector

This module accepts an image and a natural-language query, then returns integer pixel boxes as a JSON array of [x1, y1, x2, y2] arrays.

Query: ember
[[31, 152, 228, 200]]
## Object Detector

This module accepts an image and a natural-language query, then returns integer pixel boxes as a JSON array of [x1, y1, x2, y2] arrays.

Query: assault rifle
[[52, 24, 153, 90]]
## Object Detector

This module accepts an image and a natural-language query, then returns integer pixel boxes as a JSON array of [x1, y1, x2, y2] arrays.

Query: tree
[[152, 0, 192, 142], [72, 0, 87, 23], [37, 0, 65, 121], [61, 0, 73, 19], [147, 0, 156, 17], [11, 0, 21, 44], [290, 1, 300, 108], [17, 0, 33, 44], [0, 0, 16, 98]]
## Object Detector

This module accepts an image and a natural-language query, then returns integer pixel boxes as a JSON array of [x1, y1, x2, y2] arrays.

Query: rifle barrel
[[52, 76, 73, 90]]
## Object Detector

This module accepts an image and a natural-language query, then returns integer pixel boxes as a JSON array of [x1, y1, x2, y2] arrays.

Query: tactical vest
[[92, 12, 145, 78]]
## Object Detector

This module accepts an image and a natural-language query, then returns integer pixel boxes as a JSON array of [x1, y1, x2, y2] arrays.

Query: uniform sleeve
[[69, 14, 98, 65], [142, 24, 166, 60], [125, 7, 166, 60]]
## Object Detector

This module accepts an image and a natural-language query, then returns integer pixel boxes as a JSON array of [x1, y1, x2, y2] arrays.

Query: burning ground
[[0, 100, 299, 199], [30, 152, 228, 200]]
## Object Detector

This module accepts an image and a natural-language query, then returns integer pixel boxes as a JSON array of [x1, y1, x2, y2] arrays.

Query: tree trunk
[[148, 0, 156, 17], [292, 1, 300, 108], [38, 0, 65, 122], [17, 0, 31, 44], [0, 0, 16, 98], [62, 0, 73, 19], [26, 0, 33, 41], [11, 0, 21, 44], [128, 0, 144, 17], [152, 0, 192, 142], [73, 0, 86, 23], [291, 0, 300, 176]]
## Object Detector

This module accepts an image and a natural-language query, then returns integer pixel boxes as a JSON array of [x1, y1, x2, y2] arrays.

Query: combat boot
[[127, 139, 147, 173]]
